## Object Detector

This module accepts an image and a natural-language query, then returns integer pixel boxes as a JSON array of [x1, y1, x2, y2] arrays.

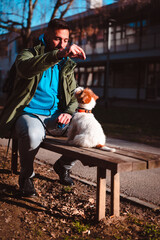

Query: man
[[0, 19, 86, 197]]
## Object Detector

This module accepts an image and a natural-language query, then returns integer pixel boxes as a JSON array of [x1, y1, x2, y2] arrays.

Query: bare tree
[[0, 0, 74, 48]]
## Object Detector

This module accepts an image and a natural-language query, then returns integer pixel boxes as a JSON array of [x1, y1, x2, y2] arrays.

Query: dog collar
[[76, 108, 92, 113]]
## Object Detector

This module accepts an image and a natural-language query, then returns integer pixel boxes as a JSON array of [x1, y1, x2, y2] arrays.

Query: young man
[[0, 19, 86, 197]]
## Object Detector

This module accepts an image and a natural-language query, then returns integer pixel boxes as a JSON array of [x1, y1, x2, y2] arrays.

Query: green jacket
[[0, 43, 78, 138]]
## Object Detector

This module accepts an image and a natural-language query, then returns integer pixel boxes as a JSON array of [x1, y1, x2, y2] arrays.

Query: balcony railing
[[81, 32, 160, 55]]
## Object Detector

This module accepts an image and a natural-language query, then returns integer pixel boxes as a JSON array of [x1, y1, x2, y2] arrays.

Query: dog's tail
[[96, 144, 116, 152]]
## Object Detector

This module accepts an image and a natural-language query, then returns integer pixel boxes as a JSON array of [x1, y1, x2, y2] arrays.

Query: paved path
[[0, 137, 160, 207]]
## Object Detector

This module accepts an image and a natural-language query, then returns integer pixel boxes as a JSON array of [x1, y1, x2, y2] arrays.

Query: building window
[[147, 62, 160, 99], [111, 63, 145, 88], [76, 65, 105, 88], [110, 20, 147, 52], [86, 73, 93, 86], [93, 72, 99, 86], [79, 73, 86, 86]]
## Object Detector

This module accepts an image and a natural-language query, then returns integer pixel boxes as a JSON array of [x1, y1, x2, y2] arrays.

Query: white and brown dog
[[67, 87, 116, 152]]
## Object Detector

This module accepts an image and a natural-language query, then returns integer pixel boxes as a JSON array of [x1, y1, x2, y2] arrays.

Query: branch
[[60, 0, 74, 18], [27, 0, 33, 27], [0, 19, 23, 27], [60, 0, 73, 6], [25, 0, 33, 37], [50, 0, 62, 20], [0, 12, 24, 19], [22, 0, 27, 26], [0, 18, 23, 34], [0, 24, 21, 34], [25, 0, 38, 39], [33, 0, 38, 10]]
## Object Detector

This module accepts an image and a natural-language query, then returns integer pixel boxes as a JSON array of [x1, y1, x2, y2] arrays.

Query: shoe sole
[[19, 191, 38, 198]]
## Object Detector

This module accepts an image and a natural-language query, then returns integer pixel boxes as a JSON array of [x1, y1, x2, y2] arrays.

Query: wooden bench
[[11, 136, 160, 221]]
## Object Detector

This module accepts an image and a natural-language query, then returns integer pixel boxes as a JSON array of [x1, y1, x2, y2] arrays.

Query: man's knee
[[27, 128, 45, 150], [18, 127, 45, 150], [15, 115, 45, 150]]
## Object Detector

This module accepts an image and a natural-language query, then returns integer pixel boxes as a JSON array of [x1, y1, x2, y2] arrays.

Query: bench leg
[[11, 139, 18, 174], [96, 167, 106, 221], [111, 170, 120, 216]]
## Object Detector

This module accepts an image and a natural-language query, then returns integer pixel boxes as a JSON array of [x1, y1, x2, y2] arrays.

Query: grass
[[72, 221, 90, 234], [93, 104, 160, 147], [127, 214, 160, 240]]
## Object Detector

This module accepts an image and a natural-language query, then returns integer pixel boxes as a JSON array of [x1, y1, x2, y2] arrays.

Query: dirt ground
[[0, 146, 160, 240]]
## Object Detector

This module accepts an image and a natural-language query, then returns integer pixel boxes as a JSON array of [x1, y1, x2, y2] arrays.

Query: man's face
[[45, 29, 69, 51]]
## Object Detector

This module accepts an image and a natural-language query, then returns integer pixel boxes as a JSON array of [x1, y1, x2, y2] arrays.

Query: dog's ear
[[85, 88, 99, 101], [93, 93, 99, 101], [74, 87, 84, 98]]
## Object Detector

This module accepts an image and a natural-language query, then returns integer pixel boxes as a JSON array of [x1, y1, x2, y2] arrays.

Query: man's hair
[[47, 19, 70, 32]]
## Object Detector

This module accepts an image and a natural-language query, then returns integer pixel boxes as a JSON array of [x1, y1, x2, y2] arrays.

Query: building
[[68, 0, 160, 103], [0, 0, 160, 104]]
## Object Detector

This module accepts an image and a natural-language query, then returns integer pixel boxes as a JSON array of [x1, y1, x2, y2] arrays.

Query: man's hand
[[58, 113, 72, 125], [57, 44, 86, 60]]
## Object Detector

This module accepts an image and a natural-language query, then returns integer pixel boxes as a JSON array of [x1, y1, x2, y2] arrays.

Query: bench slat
[[75, 146, 147, 171], [113, 149, 160, 169], [77, 144, 160, 170]]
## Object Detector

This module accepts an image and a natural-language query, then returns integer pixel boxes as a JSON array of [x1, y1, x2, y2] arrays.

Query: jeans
[[15, 112, 76, 178]]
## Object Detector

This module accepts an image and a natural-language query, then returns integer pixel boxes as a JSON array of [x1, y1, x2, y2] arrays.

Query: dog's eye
[[75, 91, 83, 97]]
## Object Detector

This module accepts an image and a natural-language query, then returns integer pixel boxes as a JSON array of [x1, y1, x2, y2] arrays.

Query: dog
[[67, 87, 116, 152]]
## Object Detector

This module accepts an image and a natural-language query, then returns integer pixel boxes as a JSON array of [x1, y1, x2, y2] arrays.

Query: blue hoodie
[[24, 59, 66, 116], [24, 34, 66, 116]]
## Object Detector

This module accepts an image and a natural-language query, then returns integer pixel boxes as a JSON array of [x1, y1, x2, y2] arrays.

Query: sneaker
[[53, 161, 74, 186], [49, 123, 69, 137], [19, 177, 37, 197]]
